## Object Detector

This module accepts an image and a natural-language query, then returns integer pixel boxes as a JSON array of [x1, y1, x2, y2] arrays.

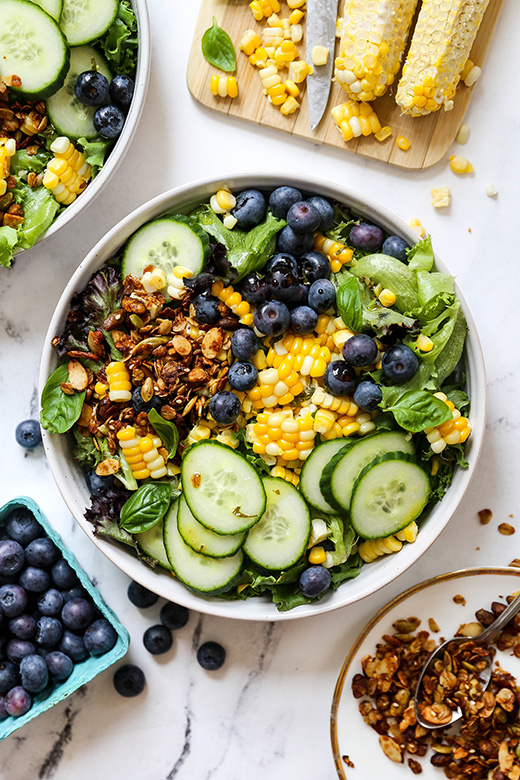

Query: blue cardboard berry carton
[[0, 496, 129, 741]]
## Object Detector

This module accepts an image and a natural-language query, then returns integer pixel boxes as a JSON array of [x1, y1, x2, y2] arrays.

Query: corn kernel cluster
[[424, 392, 471, 453], [209, 189, 238, 229], [210, 75, 238, 99], [166, 265, 193, 301], [314, 406, 377, 440], [358, 521, 418, 563], [212, 279, 254, 326], [331, 100, 382, 143], [42, 137, 91, 205], [248, 407, 316, 462], [106, 361, 132, 403], [247, 361, 305, 409], [117, 427, 167, 480], [270, 463, 300, 485], [313, 233, 353, 273], [0, 137, 16, 197]]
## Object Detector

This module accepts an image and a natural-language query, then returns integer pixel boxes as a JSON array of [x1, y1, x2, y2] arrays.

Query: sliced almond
[[95, 458, 120, 476], [68, 359, 89, 391]]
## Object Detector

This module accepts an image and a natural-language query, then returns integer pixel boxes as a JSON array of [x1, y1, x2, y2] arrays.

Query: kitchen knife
[[306, 0, 339, 131]]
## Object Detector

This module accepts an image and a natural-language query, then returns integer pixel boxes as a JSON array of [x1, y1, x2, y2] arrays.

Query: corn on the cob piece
[[335, 0, 419, 102], [311, 387, 357, 416], [248, 408, 316, 462], [212, 280, 254, 326], [331, 100, 382, 143], [314, 233, 353, 273], [396, 0, 490, 117], [106, 361, 132, 403], [317, 408, 377, 439], [210, 75, 238, 99], [139, 434, 168, 479], [117, 426, 150, 480], [277, 334, 332, 378], [0, 137, 16, 197], [42, 137, 91, 205], [247, 360, 305, 409], [358, 521, 418, 562], [424, 392, 471, 454]]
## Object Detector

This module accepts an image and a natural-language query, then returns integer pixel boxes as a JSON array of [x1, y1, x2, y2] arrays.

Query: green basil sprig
[[148, 409, 179, 459], [201, 17, 236, 72], [40, 364, 86, 434], [120, 482, 173, 534], [336, 274, 362, 333], [382, 389, 452, 433]]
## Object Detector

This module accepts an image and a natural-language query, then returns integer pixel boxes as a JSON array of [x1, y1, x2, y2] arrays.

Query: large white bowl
[[39, 174, 486, 621]]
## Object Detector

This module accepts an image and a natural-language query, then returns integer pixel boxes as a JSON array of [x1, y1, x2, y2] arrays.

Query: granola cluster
[[352, 599, 520, 779]]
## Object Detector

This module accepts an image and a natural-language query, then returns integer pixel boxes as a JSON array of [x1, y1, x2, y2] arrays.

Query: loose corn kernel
[[431, 187, 451, 208], [408, 218, 426, 238], [94, 381, 108, 398], [461, 59, 481, 87], [288, 60, 313, 84], [289, 8, 304, 23], [186, 424, 212, 446], [449, 155, 473, 174], [280, 95, 299, 115], [311, 46, 329, 67], [396, 521, 418, 544], [378, 288, 396, 307], [239, 29, 261, 56], [455, 123, 470, 145], [375, 126, 392, 142], [485, 183, 498, 198], [210, 188, 237, 214], [308, 546, 327, 565], [396, 136, 411, 151], [416, 333, 434, 352]]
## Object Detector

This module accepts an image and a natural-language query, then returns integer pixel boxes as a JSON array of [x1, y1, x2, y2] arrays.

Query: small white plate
[[331, 567, 520, 778]]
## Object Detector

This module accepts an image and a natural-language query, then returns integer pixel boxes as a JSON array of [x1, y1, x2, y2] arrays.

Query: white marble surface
[[0, 1, 519, 777]]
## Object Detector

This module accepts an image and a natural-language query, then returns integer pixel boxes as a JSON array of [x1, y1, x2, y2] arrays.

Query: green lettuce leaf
[[14, 185, 60, 250], [330, 555, 362, 589], [92, 0, 138, 74], [0, 226, 18, 268], [10, 149, 50, 176], [72, 429, 110, 468], [406, 235, 435, 273], [77, 137, 112, 177], [327, 516, 356, 567], [351, 253, 419, 314]]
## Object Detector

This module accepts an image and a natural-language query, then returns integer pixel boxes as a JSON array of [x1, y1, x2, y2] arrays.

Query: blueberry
[[209, 391, 241, 425], [193, 294, 221, 325], [59, 631, 87, 662], [253, 300, 290, 337], [308, 279, 336, 313], [382, 235, 409, 263], [160, 602, 189, 630], [231, 328, 258, 361], [51, 559, 77, 589], [231, 189, 266, 230], [25, 537, 60, 568], [85, 469, 115, 497], [306, 196, 335, 232], [127, 580, 158, 609], [8, 614, 36, 640], [290, 305, 318, 334], [84, 619, 118, 656], [0, 540, 25, 576], [277, 225, 314, 257], [143, 625, 172, 656], [7, 639, 36, 664], [264, 252, 298, 276], [5, 510, 42, 546], [324, 361, 356, 396], [353, 380, 383, 412], [240, 273, 269, 305], [20, 654, 48, 694], [268, 186, 302, 218], [291, 283, 309, 307], [15, 420, 42, 449], [0, 662, 19, 695], [35, 617, 63, 648], [342, 334, 378, 367], [349, 222, 385, 253], [265, 267, 300, 304], [61, 598, 95, 631], [131, 387, 163, 416], [228, 362, 258, 392], [113, 664, 145, 697], [196, 641, 226, 671], [74, 70, 110, 107], [0, 697, 8, 720], [61, 585, 88, 604], [298, 250, 330, 284], [298, 565, 331, 597], [0, 584, 27, 617], [4, 686, 32, 717], [38, 589, 64, 617], [45, 651, 73, 681], [381, 344, 419, 384], [286, 201, 321, 234], [109, 74, 134, 110], [93, 104, 125, 139], [19, 567, 50, 593]]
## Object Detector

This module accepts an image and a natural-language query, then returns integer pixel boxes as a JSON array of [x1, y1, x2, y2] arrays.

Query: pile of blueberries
[[0, 507, 118, 720], [74, 69, 134, 140], [192, 186, 418, 427]]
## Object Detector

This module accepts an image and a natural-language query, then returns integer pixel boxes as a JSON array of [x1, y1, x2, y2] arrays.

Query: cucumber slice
[[0, 0, 70, 99], [182, 441, 266, 535], [300, 439, 352, 514], [319, 441, 356, 513], [46, 45, 112, 140], [135, 519, 172, 571], [60, 0, 118, 45], [177, 497, 245, 559], [121, 216, 209, 289], [329, 431, 415, 512], [243, 477, 311, 571], [30, 0, 63, 20], [350, 453, 430, 539], [163, 500, 243, 594]]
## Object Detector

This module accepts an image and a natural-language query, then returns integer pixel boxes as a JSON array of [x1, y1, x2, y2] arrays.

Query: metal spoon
[[414, 591, 520, 729]]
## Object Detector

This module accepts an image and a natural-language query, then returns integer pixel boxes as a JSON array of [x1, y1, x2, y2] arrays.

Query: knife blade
[[306, 0, 339, 131]]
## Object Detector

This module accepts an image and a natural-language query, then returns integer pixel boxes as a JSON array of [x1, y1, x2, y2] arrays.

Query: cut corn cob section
[[396, 0, 490, 116], [335, 0, 419, 102], [247, 407, 316, 463]]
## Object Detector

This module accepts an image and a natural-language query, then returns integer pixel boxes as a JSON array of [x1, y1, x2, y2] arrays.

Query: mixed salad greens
[[41, 183, 471, 611], [0, 0, 138, 269]]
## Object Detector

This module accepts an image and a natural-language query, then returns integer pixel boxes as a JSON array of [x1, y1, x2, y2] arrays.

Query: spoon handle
[[480, 590, 520, 644]]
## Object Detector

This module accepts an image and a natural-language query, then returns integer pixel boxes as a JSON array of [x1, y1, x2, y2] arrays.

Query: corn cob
[[212, 280, 254, 326], [313, 233, 353, 273], [106, 361, 132, 403], [424, 392, 471, 454], [0, 137, 16, 197], [335, 0, 419, 101], [42, 137, 91, 205], [331, 100, 382, 143], [396, 0, 490, 116], [248, 408, 316, 462]]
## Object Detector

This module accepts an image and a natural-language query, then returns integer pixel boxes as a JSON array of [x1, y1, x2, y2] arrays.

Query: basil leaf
[[40, 364, 86, 434], [120, 482, 172, 534], [201, 17, 236, 72], [148, 409, 179, 458], [383, 389, 452, 433], [336, 274, 362, 332]]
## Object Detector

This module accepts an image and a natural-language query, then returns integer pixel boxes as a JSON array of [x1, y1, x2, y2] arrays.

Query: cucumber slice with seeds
[[135, 519, 172, 571], [177, 497, 245, 559], [181, 441, 266, 535], [60, 0, 118, 46], [300, 439, 352, 514], [31, 0, 63, 21]]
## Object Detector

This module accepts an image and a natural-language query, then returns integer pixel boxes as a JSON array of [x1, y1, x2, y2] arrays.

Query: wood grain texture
[[187, 0, 504, 170]]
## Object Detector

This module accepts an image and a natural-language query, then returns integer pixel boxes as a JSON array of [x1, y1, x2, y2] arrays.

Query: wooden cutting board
[[187, 0, 503, 170]]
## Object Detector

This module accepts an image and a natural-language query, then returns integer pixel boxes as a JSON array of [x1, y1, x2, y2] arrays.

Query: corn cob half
[[334, 0, 419, 102], [396, 0, 491, 116]]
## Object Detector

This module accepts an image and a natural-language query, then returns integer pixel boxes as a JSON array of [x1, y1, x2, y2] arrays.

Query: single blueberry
[[51, 559, 78, 589], [264, 252, 298, 276], [25, 538, 60, 568], [265, 267, 301, 304], [0, 540, 25, 576], [5, 510, 42, 546], [93, 104, 125, 139], [342, 334, 379, 368], [290, 305, 318, 334], [45, 651, 73, 681], [231, 328, 258, 361], [143, 625, 172, 656], [253, 300, 290, 337], [381, 344, 419, 384], [228, 362, 258, 392], [0, 662, 19, 695], [4, 686, 32, 718], [230, 189, 266, 230], [208, 391, 241, 425], [109, 74, 134, 110], [240, 273, 269, 305], [20, 654, 49, 694], [7, 639, 36, 664], [61, 585, 89, 604], [19, 567, 51, 593], [323, 361, 357, 397], [0, 584, 27, 617], [349, 222, 385, 253], [268, 186, 302, 218], [131, 387, 163, 416], [84, 619, 118, 656], [197, 641, 226, 671], [308, 279, 336, 313], [291, 283, 309, 308], [160, 602, 189, 631], [61, 598, 95, 631], [85, 469, 115, 497], [306, 196, 335, 232], [35, 617, 63, 648], [298, 565, 331, 597], [193, 294, 221, 325], [382, 235, 409, 263], [15, 420, 42, 449], [38, 589, 64, 617], [8, 614, 36, 640], [127, 580, 159, 609], [59, 631, 88, 662], [286, 201, 321, 234], [298, 250, 330, 284], [277, 225, 314, 257], [74, 70, 110, 107], [113, 664, 145, 697], [353, 381, 383, 412]]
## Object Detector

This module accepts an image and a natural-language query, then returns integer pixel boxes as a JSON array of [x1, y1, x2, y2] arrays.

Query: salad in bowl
[[0, 0, 149, 269], [39, 175, 485, 619]]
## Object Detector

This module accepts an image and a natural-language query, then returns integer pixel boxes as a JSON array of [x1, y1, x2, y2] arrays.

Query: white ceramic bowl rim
[[39, 172, 487, 621]]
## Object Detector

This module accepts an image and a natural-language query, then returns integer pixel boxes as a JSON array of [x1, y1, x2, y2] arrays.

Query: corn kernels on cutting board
[[187, 0, 503, 170]]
